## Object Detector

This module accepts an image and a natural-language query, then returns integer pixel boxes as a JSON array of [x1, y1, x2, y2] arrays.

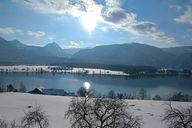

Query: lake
[[0, 72, 192, 98]]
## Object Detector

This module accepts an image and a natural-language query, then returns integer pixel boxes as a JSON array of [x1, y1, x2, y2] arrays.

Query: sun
[[83, 82, 91, 90], [81, 13, 97, 33]]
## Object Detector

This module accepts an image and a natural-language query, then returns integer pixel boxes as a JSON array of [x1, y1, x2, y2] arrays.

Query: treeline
[[77, 87, 192, 102], [0, 82, 26, 93], [51, 62, 158, 75]]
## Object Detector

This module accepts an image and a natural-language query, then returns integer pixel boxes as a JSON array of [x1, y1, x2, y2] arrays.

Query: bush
[[152, 95, 161, 100], [21, 105, 49, 128], [168, 92, 189, 102], [162, 102, 192, 128]]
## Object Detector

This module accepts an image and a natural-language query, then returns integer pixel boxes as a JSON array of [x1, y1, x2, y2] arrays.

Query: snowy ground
[[0, 65, 129, 76], [0, 93, 192, 128]]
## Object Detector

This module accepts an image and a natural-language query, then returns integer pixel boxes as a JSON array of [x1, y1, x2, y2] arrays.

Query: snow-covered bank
[[0, 93, 192, 128], [0, 65, 129, 76]]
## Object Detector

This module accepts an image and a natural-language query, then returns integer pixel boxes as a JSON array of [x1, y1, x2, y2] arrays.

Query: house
[[28, 88, 44, 94], [66, 92, 76, 96], [41, 89, 67, 96], [28, 87, 75, 96]]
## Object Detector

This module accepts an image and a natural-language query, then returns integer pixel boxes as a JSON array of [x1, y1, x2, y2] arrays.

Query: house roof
[[41, 89, 67, 96]]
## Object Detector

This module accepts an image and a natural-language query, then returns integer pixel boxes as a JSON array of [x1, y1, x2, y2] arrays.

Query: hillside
[[0, 93, 192, 128], [71, 43, 192, 68], [0, 37, 71, 64], [1, 36, 192, 68]]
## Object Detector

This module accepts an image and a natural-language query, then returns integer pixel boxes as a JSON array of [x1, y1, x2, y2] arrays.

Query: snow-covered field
[[0, 93, 192, 128], [0, 65, 129, 76]]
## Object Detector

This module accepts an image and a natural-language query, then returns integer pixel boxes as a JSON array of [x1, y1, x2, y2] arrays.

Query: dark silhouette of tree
[[0, 118, 22, 128], [19, 82, 26, 93], [65, 97, 93, 128], [21, 105, 49, 128], [77, 87, 94, 97], [93, 98, 142, 128], [65, 97, 142, 128], [108, 90, 116, 99], [7, 84, 14, 92], [169, 92, 189, 102], [0, 84, 4, 92], [0, 118, 7, 128], [152, 95, 161, 100], [77, 87, 87, 97], [138, 88, 147, 100], [162, 102, 192, 128], [117, 93, 124, 99]]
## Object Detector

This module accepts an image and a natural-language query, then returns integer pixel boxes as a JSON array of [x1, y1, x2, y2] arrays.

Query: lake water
[[0, 72, 192, 98]]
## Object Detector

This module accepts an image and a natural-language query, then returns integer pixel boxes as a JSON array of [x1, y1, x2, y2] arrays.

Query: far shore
[[0, 65, 130, 76], [0, 65, 191, 77]]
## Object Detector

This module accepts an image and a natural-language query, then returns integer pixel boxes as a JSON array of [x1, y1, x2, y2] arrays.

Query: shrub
[[162, 102, 192, 128]]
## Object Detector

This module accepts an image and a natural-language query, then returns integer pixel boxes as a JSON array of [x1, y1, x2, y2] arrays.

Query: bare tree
[[21, 105, 49, 128], [19, 82, 26, 93], [0, 118, 8, 128], [162, 102, 192, 128], [65, 97, 94, 128], [93, 98, 141, 128], [10, 120, 20, 128], [77, 87, 94, 98], [65, 97, 142, 128], [108, 90, 116, 99], [0, 118, 21, 128], [137, 88, 147, 100]]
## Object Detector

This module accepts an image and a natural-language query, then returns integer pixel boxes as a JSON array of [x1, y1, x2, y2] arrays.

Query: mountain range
[[0, 37, 80, 64], [71, 43, 192, 69], [0, 37, 192, 69]]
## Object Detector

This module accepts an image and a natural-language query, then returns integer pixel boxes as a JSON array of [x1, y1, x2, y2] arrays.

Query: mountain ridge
[[0, 37, 192, 69]]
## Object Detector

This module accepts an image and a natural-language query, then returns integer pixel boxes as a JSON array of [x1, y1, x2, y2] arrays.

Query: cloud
[[101, 26, 108, 32], [12, 0, 102, 20], [169, 5, 182, 11], [126, 22, 177, 44], [26, 43, 44, 47], [101, 8, 177, 44], [12, 0, 177, 44], [27, 31, 45, 38], [68, 41, 80, 48], [16, 29, 22, 33], [48, 36, 54, 40], [0, 27, 15, 35], [101, 8, 136, 26], [174, 5, 192, 24], [12, 0, 70, 14], [105, 0, 121, 8], [127, 22, 156, 35]]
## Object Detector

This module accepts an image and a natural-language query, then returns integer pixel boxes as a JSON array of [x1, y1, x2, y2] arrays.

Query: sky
[[0, 0, 192, 48]]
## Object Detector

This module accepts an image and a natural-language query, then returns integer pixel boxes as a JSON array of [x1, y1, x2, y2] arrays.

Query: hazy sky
[[0, 0, 192, 48]]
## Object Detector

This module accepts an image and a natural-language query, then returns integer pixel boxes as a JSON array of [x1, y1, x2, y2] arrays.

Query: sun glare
[[83, 82, 91, 90], [81, 13, 97, 33]]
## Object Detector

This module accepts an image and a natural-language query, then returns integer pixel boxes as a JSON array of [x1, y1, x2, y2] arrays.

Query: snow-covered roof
[[41, 89, 67, 96]]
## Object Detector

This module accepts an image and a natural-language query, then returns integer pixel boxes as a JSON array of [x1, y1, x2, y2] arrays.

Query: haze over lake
[[0, 72, 192, 97]]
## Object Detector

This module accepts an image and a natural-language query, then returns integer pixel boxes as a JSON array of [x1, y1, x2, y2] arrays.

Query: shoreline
[[0, 65, 191, 77]]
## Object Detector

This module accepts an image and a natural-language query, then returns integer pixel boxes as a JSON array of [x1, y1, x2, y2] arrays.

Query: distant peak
[[10, 39, 21, 43], [44, 42, 62, 50], [0, 36, 7, 42]]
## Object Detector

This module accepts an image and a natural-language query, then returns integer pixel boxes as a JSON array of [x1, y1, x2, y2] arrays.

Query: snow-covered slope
[[0, 93, 192, 128]]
